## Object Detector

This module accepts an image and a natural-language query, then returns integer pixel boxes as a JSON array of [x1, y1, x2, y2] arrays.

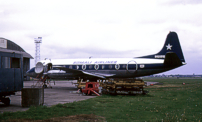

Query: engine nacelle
[[35, 62, 44, 74], [35, 62, 53, 74]]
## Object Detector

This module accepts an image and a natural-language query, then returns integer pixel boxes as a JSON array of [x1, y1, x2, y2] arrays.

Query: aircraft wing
[[53, 66, 82, 73], [82, 71, 115, 79], [52, 66, 115, 79]]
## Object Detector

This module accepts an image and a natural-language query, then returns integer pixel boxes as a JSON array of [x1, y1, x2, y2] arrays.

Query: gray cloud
[[159, 0, 202, 5], [40, 45, 139, 59]]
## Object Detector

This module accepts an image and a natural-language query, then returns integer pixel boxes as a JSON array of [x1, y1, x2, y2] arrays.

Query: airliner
[[26, 32, 186, 80]]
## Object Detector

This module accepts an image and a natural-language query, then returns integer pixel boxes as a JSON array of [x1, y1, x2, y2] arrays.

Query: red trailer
[[82, 82, 100, 96]]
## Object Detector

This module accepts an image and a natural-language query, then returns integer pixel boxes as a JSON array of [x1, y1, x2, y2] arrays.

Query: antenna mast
[[34, 37, 42, 65]]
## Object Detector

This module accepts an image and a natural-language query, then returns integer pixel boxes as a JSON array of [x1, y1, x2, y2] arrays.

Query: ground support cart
[[82, 82, 100, 96], [101, 79, 148, 95]]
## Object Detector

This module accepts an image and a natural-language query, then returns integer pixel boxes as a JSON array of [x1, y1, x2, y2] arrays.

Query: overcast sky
[[0, 0, 202, 75]]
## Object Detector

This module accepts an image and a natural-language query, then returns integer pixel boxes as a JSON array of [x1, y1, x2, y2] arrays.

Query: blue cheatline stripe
[[53, 63, 165, 71]]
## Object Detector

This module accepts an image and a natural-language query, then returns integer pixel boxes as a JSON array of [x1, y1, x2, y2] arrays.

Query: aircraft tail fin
[[138, 31, 185, 64]]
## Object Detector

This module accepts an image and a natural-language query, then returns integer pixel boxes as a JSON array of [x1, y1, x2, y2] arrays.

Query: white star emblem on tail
[[166, 43, 172, 50]]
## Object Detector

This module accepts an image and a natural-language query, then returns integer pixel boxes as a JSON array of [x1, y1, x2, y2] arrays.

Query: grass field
[[0, 78, 202, 121]]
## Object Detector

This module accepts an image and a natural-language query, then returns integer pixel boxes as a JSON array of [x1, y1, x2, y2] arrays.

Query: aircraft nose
[[26, 67, 35, 76], [25, 71, 31, 76], [25, 72, 31, 76]]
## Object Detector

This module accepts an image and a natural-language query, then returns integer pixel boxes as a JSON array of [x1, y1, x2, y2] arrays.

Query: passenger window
[[115, 64, 120, 70], [69, 65, 72, 69], [109, 65, 112, 69], [122, 64, 126, 69], [82, 64, 86, 70], [102, 65, 105, 69], [76, 65, 79, 69], [94, 64, 99, 70], [89, 65, 92, 69]]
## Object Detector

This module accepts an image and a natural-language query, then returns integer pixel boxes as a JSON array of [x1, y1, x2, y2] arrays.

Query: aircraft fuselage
[[26, 32, 186, 80]]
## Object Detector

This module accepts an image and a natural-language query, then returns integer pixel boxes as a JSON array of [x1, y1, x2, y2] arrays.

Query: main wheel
[[3, 98, 10, 106]]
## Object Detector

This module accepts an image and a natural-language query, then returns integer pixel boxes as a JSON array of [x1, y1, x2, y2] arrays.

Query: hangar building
[[0, 37, 33, 105]]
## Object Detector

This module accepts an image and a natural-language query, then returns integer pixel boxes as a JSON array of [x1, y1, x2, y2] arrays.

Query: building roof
[[0, 37, 33, 59]]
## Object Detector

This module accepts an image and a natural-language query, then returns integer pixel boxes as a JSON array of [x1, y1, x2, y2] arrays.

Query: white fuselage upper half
[[39, 58, 164, 66]]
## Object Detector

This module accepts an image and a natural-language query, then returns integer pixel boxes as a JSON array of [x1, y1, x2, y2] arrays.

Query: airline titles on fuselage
[[73, 61, 117, 64]]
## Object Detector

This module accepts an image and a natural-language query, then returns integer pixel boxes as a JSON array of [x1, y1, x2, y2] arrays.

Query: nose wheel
[[32, 75, 52, 88], [43, 84, 47, 88]]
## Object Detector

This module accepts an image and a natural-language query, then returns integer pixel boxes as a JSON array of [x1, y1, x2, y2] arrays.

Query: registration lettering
[[155, 55, 165, 58]]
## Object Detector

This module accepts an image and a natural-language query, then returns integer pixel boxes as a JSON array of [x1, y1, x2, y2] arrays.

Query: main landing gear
[[0, 96, 10, 106]]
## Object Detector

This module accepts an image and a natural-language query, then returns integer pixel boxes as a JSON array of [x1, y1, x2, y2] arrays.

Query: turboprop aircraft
[[26, 31, 186, 81]]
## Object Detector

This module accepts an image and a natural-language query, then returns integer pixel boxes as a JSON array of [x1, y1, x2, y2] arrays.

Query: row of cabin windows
[[67, 64, 128, 70], [1, 57, 21, 68]]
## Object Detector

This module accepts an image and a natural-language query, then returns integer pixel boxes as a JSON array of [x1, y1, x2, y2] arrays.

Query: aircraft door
[[127, 60, 138, 73], [44, 63, 52, 72], [47, 63, 52, 70]]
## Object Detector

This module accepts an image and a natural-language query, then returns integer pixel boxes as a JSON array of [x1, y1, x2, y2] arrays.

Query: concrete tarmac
[[0, 80, 96, 113], [145, 81, 160, 86]]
